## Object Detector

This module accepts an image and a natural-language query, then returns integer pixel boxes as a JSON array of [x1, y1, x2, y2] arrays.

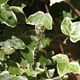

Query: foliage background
[[0, 0, 80, 80]]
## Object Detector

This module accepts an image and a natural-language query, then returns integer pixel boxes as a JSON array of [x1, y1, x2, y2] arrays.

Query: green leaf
[[27, 11, 52, 30], [8, 61, 21, 75], [20, 59, 28, 67], [1, 47, 15, 55], [0, 49, 5, 61], [63, 11, 72, 18], [69, 62, 80, 74], [8, 76, 18, 80], [39, 37, 51, 49], [0, 71, 17, 80], [70, 22, 80, 43], [47, 69, 55, 78], [0, 6, 17, 27], [8, 66, 21, 75], [61, 17, 80, 43], [0, 36, 25, 54], [21, 48, 34, 64], [52, 54, 70, 77], [11, 36, 25, 49], [61, 17, 72, 36], [31, 62, 45, 77], [27, 35, 37, 50], [0, 0, 8, 6], [39, 55, 52, 66], [18, 76, 28, 80], [52, 54, 80, 77], [50, 0, 64, 6], [0, 36, 25, 50], [22, 68, 32, 77], [0, 71, 28, 80], [10, 6, 26, 23]]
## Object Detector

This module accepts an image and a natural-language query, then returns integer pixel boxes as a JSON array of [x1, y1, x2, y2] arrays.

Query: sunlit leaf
[[61, 17, 72, 36], [52, 54, 70, 77], [31, 62, 45, 77], [0, 71, 28, 80], [63, 11, 72, 18], [11, 36, 25, 49], [8, 66, 21, 75], [0, 0, 8, 6], [52, 54, 80, 77], [70, 22, 80, 43], [47, 69, 55, 78], [1, 47, 15, 54], [18, 76, 28, 80], [69, 62, 80, 74], [27, 11, 52, 30], [61, 17, 80, 43], [10, 6, 26, 23], [21, 48, 34, 64], [20, 59, 28, 67], [39, 55, 52, 66], [0, 36, 25, 54], [0, 6, 17, 27], [50, 0, 64, 6], [0, 36, 25, 49], [0, 49, 5, 61], [39, 37, 51, 49]]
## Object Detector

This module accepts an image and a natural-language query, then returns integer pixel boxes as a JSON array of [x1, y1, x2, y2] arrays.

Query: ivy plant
[[0, 0, 80, 80], [61, 17, 80, 43]]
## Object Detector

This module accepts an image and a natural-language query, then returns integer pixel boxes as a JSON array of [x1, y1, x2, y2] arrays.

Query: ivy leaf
[[0, 6, 17, 27], [20, 58, 28, 67], [0, 0, 8, 6], [0, 36, 25, 50], [8, 66, 21, 76], [11, 36, 25, 49], [21, 48, 34, 64], [39, 37, 51, 49], [50, 0, 64, 6], [31, 62, 45, 77], [0, 49, 5, 61], [52, 54, 70, 77], [8, 61, 21, 75], [61, 17, 72, 36], [69, 62, 80, 74], [61, 17, 80, 43], [18, 76, 28, 80], [10, 6, 26, 23], [0, 36, 25, 54], [27, 11, 52, 30], [39, 55, 52, 66], [62, 11, 72, 19], [1, 47, 15, 55], [70, 22, 80, 43], [47, 69, 55, 78], [0, 71, 28, 80], [52, 54, 80, 77]]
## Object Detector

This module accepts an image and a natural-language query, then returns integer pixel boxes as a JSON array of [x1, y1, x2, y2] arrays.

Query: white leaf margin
[[50, 0, 64, 6]]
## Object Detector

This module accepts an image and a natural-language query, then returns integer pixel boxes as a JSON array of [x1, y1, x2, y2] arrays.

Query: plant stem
[[65, 0, 80, 16], [43, 0, 64, 54]]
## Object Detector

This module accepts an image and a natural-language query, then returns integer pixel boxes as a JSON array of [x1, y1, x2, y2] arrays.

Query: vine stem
[[65, 0, 80, 16], [33, 31, 44, 69], [43, 0, 64, 54]]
